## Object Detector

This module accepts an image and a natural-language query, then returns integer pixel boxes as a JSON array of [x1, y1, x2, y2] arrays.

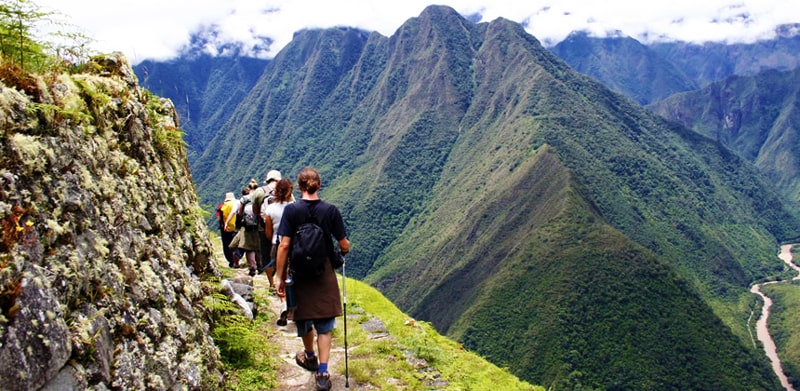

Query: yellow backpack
[[219, 200, 237, 232]]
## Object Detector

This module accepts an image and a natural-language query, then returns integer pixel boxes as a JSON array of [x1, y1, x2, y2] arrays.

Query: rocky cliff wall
[[0, 53, 223, 390]]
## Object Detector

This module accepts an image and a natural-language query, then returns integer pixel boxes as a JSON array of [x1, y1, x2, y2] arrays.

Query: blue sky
[[35, 0, 800, 64]]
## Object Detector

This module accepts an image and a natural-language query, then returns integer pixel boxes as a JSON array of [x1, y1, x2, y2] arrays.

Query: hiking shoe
[[295, 351, 319, 372], [248, 268, 256, 276], [276, 303, 288, 326], [315, 372, 331, 391]]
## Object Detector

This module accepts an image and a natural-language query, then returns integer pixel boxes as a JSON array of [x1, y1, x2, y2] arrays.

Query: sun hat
[[264, 169, 282, 183], [224, 192, 235, 201]]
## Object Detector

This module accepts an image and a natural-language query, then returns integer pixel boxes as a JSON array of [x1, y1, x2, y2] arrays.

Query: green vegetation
[[0, 0, 50, 72], [453, 194, 777, 390], [344, 276, 540, 390], [3, 0, 797, 388], [649, 67, 800, 205], [205, 234, 538, 390], [0, 0, 93, 73], [204, 287, 281, 390], [143, 89, 188, 156]]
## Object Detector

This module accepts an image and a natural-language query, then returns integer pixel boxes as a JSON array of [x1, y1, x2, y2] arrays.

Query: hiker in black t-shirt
[[275, 167, 349, 391]]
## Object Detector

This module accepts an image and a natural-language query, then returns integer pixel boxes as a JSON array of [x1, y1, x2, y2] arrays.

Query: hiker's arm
[[275, 236, 291, 296], [264, 216, 273, 241]]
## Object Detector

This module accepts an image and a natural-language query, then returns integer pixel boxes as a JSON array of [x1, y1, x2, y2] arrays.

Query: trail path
[[258, 277, 360, 390], [246, 271, 371, 390], [750, 244, 799, 391]]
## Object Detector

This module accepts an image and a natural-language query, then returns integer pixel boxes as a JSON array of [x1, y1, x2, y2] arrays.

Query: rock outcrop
[[0, 53, 223, 390]]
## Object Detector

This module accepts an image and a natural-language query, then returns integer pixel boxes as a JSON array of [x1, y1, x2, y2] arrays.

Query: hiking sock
[[318, 362, 328, 374], [305, 350, 316, 359]]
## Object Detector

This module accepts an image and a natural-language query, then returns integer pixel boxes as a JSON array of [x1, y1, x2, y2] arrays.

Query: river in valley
[[750, 244, 799, 391]]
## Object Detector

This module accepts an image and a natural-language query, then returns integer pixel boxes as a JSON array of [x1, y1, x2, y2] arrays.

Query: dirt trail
[[251, 274, 368, 390], [750, 244, 798, 391]]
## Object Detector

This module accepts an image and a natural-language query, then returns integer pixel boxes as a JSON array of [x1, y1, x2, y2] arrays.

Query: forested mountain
[[550, 24, 800, 106], [134, 54, 269, 159], [551, 31, 698, 105], [549, 26, 800, 209], [648, 67, 800, 204], [172, 5, 800, 389]]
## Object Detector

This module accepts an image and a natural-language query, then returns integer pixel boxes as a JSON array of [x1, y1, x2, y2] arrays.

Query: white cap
[[264, 170, 282, 183]]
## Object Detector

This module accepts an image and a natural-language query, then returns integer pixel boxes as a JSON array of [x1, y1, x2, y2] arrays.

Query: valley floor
[[751, 244, 799, 391]]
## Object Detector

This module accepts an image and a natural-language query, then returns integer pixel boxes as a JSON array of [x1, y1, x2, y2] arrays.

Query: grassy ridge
[[368, 144, 780, 388], [531, 73, 798, 340], [344, 276, 541, 390]]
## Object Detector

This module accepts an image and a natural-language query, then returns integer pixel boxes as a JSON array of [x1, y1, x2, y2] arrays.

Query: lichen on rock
[[0, 52, 224, 390]]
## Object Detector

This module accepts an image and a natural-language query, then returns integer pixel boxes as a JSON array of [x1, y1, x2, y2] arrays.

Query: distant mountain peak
[[420, 4, 463, 16]]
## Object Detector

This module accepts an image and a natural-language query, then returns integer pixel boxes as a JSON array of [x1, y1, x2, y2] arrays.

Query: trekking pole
[[341, 253, 349, 388]]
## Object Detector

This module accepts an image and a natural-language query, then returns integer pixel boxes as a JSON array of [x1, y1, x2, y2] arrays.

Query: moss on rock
[[0, 52, 223, 390]]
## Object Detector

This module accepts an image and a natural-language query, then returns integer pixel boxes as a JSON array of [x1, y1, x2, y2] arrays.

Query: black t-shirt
[[277, 199, 347, 251], [279, 199, 345, 320]]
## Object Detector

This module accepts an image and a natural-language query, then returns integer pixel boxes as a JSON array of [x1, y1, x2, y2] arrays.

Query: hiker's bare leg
[[266, 266, 275, 287], [317, 331, 332, 364], [302, 329, 315, 352]]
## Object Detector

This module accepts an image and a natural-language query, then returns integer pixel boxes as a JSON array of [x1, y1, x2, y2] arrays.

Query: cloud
[[33, 0, 800, 64]]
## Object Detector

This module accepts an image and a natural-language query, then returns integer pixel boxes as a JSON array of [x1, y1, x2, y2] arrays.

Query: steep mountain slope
[[551, 31, 698, 105], [649, 68, 800, 203], [191, 5, 799, 389], [134, 54, 269, 160], [193, 25, 376, 195], [393, 147, 775, 389]]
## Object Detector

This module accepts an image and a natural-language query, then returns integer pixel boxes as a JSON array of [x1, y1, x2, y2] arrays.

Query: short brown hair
[[297, 167, 321, 194]]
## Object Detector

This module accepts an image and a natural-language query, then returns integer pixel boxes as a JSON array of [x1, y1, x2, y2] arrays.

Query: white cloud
[[33, 0, 800, 64]]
